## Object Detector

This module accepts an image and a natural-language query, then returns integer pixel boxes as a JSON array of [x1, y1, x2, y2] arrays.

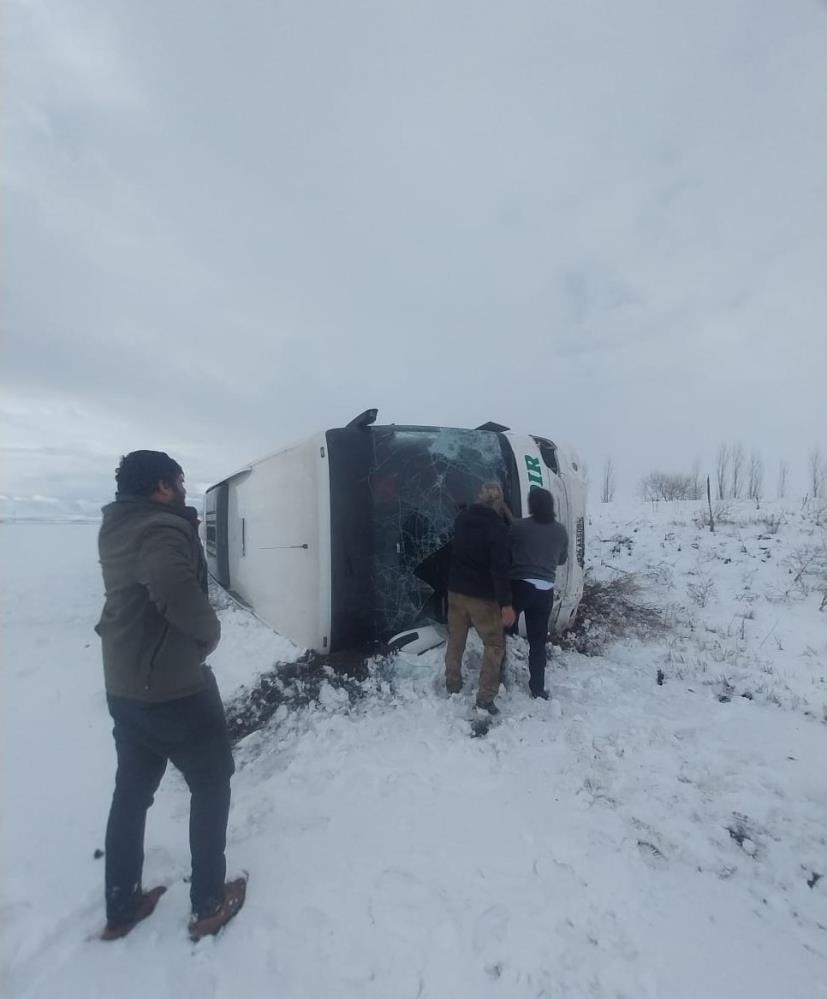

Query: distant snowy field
[[1, 500, 825, 999]]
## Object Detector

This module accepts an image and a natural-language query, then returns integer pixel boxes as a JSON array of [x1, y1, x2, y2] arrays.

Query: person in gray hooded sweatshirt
[[508, 486, 569, 698]]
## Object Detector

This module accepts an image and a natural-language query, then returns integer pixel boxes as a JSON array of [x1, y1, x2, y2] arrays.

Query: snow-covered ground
[[1, 500, 825, 999]]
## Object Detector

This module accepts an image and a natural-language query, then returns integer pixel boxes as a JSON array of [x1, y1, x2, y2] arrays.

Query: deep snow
[[1, 499, 825, 998]]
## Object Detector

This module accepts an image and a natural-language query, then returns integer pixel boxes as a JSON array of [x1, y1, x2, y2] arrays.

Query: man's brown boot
[[188, 877, 247, 942], [101, 886, 167, 941]]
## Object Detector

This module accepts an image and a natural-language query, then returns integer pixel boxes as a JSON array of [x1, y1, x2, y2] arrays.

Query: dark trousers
[[105, 669, 235, 925], [511, 580, 554, 695]]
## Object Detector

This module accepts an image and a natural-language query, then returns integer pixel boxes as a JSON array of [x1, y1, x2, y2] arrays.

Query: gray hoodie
[[509, 517, 569, 584]]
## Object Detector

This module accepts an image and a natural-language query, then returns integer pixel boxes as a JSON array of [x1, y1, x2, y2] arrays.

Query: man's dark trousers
[[104, 669, 235, 925], [511, 580, 554, 695]]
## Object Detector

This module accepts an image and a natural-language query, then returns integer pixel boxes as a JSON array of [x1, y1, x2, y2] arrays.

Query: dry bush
[[603, 533, 634, 556], [782, 542, 827, 601], [687, 578, 716, 607], [759, 512, 783, 534], [694, 502, 734, 529], [805, 500, 827, 528], [559, 571, 665, 655], [641, 471, 695, 502]]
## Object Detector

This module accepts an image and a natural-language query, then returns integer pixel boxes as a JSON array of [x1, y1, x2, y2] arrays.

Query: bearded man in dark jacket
[[444, 482, 516, 713], [96, 450, 245, 942]]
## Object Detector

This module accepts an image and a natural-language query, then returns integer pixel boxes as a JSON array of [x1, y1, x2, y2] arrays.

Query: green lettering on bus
[[525, 455, 544, 485]]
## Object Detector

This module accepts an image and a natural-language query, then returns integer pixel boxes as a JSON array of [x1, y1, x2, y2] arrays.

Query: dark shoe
[[475, 699, 499, 716], [101, 886, 167, 941], [530, 689, 550, 700], [446, 678, 462, 695], [189, 877, 247, 942]]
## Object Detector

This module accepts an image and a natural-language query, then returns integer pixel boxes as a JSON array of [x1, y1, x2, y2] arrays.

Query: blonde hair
[[476, 481, 504, 510]]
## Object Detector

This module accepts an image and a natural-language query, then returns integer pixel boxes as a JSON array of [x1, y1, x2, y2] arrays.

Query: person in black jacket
[[444, 482, 516, 714]]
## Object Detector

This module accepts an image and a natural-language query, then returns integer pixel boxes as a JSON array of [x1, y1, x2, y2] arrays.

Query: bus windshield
[[368, 426, 517, 637]]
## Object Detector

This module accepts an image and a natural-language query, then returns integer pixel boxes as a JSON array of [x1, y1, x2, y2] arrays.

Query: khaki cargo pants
[[444, 591, 504, 703]]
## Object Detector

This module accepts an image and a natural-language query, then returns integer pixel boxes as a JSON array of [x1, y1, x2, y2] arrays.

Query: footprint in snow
[[472, 903, 509, 955]]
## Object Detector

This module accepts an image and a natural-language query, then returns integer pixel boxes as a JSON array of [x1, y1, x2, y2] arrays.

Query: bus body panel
[[206, 423, 585, 652]]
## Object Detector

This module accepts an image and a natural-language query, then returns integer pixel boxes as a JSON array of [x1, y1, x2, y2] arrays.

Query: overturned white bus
[[204, 410, 586, 654]]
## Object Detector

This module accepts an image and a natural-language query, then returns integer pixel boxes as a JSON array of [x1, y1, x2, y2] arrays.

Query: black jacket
[[96, 496, 220, 702], [447, 504, 512, 606]]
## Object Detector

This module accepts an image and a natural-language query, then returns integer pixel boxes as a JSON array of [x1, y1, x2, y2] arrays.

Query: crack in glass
[[368, 428, 509, 637]]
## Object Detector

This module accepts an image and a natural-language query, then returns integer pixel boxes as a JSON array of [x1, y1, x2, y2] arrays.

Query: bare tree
[[689, 458, 703, 500], [747, 451, 764, 504], [715, 443, 730, 500], [641, 471, 694, 501], [706, 475, 715, 533], [777, 460, 789, 499], [730, 442, 745, 499], [601, 457, 616, 503], [810, 447, 825, 498]]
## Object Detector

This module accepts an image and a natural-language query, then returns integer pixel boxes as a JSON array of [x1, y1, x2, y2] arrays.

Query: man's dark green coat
[[96, 496, 220, 702]]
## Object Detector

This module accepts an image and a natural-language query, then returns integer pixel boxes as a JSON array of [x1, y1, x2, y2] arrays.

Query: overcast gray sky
[[3, 0, 826, 510]]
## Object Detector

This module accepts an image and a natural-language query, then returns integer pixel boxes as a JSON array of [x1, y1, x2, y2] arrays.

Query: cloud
[[2, 0, 826, 505]]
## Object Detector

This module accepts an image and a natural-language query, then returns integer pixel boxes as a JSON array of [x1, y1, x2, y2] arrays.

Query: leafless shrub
[[641, 471, 695, 502], [801, 498, 827, 528], [783, 543, 827, 600], [558, 571, 665, 655], [601, 533, 634, 556], [694, 502, 734, 529], [687, 578, 716, 607], [760, 512, 783, 534]]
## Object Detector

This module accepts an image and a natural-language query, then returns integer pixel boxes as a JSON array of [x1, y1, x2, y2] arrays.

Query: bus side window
[[532, 436, 559, 474]]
